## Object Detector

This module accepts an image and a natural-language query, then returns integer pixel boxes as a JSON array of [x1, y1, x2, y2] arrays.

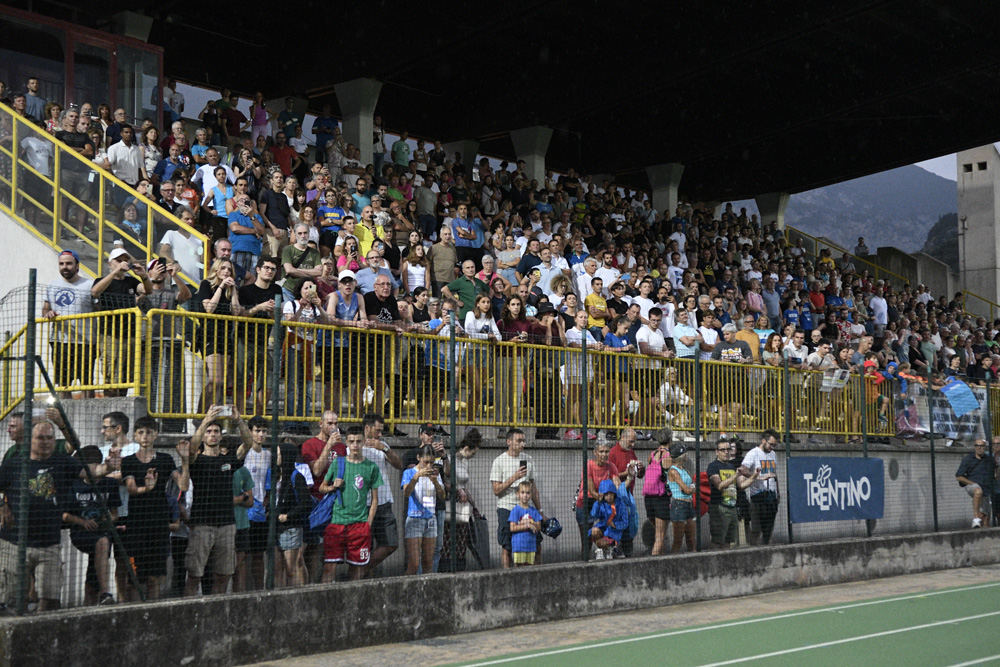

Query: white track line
[[945, 656, 1000, 667], [695, 611, 1000, 666], [462, 581, 1000, 666]]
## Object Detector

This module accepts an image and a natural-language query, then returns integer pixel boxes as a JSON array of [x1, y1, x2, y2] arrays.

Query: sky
[[916, 156, 957, 181]]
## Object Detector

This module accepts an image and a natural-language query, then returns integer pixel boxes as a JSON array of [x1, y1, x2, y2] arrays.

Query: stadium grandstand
[[0, 2, 998, 666]]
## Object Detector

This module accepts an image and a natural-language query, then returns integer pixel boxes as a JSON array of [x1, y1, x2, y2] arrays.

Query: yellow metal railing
[[0, 309, 143, 420], [785, 226, 907, 285], [962, 290, 1000, 322], [9, 306, 1000, 438], [0, 102, 208, 286], [0, 325, 28, 421]]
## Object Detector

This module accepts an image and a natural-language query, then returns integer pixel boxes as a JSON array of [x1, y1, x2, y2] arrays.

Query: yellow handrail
[[0, 102, 209, 286], [785, 226, 907, 284], [962, 290, 1000, 322]]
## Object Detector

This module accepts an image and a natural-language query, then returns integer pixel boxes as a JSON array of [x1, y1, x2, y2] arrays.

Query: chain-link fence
[[0, 273, 996, 614]]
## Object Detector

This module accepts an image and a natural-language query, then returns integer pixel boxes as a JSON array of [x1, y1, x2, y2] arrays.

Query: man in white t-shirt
[[637, 308, 673, 427], [738, 429, 781, 545], [489, 429, 545, 569], [869, 287, 888, 337], [361, 413, 403, 575], [697, 310, 720, 361], [159, 222, 204, 281], [594, 251, 621, 297], [43, 250, 95, 397], [667, 252, 685, 290], [631, 279, 656, 324]]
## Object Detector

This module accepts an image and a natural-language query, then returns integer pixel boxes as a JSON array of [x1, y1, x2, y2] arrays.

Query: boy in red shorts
[[318, 425, 382, 582]]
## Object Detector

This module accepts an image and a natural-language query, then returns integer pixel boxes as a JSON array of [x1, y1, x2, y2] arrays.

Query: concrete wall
[[875, 246, 918, 287], [0, 403, 982, 576], [958, 145, 1000, 304], [0, 208, 62, 318], [0, 529, 995, 667], [910, 252, 955, 305]]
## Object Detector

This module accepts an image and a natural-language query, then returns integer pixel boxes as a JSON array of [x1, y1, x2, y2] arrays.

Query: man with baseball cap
[[43, 250, 95, 397], [91, 248, 151, 396]]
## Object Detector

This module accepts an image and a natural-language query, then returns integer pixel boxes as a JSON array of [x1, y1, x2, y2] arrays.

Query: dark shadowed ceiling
[[12, 0, 1000, 198]]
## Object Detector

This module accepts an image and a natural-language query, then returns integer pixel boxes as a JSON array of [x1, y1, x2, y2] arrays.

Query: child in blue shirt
[[783, 297, 800, 329], [508, 481, 543, 566], [590, 479, 629, 560]]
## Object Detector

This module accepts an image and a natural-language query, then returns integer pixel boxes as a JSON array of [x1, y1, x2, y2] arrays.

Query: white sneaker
[[594, 547, 606, 560], [972, 518, 983, 528], [682, 433, 696, 443]]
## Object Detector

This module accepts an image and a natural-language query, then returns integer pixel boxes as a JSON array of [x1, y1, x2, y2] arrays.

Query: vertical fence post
[[448, 309, 457, 573], [265, 295, 283, 590], [52, 147, 61, 244], [983, 378, 994, 527], [693, 354, 702, 552], [926, 366, 938, 532], [783, 355, 794, 545], [580, 336, 589, 563], [858, 368, 875, 537], [17, 270, 37, 615]]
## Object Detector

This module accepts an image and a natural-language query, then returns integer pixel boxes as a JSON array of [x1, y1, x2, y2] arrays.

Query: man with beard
[[42, 250, 95, 398]]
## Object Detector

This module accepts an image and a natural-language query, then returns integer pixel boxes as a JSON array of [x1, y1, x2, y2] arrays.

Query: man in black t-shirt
[[363, 275, 402, 433], [0, 422, 114, 611], [183, 404, 251, 596], [92, 248, 151, 397], [119, 416, 189, 601], [237, 256, 283, 411], [707, 438, 742, 549], [54, 108, 94, 235], [64, 445, 121, 606]]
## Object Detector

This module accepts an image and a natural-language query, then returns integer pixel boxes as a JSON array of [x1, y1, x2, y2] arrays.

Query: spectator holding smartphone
[[401, 445, 445, 575]]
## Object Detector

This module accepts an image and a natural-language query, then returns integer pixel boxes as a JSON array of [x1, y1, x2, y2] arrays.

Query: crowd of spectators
[[2, 77, 1000, 614], [9, 75, 1000, 443]]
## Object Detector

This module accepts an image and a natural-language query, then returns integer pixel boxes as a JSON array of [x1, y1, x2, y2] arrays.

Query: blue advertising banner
[[788, 457, 884, 523]]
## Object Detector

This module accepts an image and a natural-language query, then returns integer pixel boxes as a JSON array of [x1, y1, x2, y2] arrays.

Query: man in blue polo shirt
[[451, 203, 484, 271]]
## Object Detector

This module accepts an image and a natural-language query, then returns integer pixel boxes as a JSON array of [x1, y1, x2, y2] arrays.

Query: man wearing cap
[[43, 250, 95, 398], [955, 439, 997, 528], [738, 429, 781, 545], [91, 248, 151, 397], [144, 257, 190, 429]]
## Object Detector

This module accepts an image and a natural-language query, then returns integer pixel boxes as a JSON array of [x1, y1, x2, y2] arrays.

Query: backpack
[[643, 456, 667, 497], [619, 483, 639, 541]]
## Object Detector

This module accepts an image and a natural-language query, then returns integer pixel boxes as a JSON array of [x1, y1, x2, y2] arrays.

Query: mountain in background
[[920, 212, 959, 272], [783, 165, 956, 254]]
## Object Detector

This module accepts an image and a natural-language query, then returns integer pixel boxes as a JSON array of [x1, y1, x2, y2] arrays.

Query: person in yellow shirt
[[354, 205, 388, 256], [585, 276, 610, 340], [735, 314, 762, 362]]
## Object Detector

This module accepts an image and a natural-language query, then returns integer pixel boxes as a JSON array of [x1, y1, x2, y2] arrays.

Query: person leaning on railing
[[92, 248, 151, 397], [191, 258, 242, 412]]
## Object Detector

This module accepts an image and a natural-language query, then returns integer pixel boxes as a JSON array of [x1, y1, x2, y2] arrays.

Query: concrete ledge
[[2, 529, 997, 667]]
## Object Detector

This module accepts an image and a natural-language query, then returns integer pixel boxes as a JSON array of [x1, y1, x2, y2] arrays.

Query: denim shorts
[[670, 499, 696, 522], [278, 526, 303, 550], [404, 515, 438, 539]]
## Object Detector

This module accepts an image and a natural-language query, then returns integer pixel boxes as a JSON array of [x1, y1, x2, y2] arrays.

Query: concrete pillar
[[509, 126, 553, 182], [957, 145, 1000, 305], [334, 78, 382, 159], [755, 191, 790, 230], [442, 139, 480, 177], [645, 163, 685, 219]]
